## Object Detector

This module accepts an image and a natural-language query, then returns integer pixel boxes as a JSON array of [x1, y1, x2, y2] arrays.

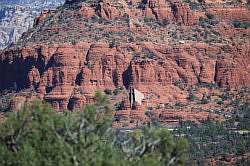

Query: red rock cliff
[[0, 0, 249, 112], [1, 42, 249, 111]]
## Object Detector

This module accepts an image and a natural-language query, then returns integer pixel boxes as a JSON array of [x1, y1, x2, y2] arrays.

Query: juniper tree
[[0, 91, 188, 166]]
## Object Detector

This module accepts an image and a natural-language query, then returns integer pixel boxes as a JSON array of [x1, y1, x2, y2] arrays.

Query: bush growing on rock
[[233, 20, 250, 29], [104, 88, 112, 95], [113, 87, 123, 95]]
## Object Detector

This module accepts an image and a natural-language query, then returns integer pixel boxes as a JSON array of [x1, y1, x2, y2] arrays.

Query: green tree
[[0, 92, 188, 166]]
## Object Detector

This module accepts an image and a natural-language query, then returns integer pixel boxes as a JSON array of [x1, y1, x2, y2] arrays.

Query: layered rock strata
[[0, 0, 249, 125], [1, 42, 249, 111]]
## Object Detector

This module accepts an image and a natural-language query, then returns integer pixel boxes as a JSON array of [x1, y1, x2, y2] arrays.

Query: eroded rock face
[[169, 0, 196, 25], [36, 0, 197, 26], [1, 42, 249, 111], [0, 0, 249, 126], [209, 8, 250, 22], [215, 44, 250, 88]]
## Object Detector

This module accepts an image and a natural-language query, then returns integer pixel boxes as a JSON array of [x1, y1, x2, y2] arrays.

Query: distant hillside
[[0, 0, 64, 49]]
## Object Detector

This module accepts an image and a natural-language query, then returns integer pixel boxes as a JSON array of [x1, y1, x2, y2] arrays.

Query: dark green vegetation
[[232, 21, 250, 29], [0, 92, 188, 166], [175, 103, 250, 165], [0, 90, 15, 113]]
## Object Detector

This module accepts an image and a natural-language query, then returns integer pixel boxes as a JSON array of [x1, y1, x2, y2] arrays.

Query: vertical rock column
[[42, 46, 81, 111]]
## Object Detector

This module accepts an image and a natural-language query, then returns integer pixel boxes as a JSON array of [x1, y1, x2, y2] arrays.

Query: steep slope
[[0, 0, 249, 126]]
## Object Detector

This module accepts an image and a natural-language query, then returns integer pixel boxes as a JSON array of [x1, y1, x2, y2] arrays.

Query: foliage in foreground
[[0, 92, 188, 166]]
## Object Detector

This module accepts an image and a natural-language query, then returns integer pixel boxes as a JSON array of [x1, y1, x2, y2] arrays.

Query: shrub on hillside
[[233, 21, 250, 29]]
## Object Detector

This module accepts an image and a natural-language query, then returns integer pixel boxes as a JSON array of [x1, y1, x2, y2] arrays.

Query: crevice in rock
[[75, 69, 83, 86], [122, 62, 133, 89]]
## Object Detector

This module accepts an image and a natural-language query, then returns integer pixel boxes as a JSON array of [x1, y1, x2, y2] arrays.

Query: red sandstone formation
[[34, 9, 57, 26], [35, 0, 197, 26], [209, 8, 250, 22], [1, 42, 249, 112], [0, 0, 249, 124], [208, 153, 250, 166], [113, 100, 149, 128]]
